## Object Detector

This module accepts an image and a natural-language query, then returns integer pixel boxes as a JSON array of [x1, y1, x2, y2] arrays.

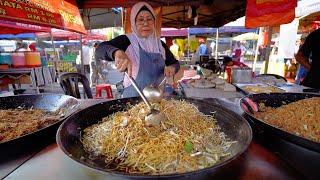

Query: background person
[[76, 42, 91, 74], [233, 41, 246, 62], [222, 56, 248, 70], [295, 28, 320, 89], [90, 42, 107, 87], [15, 41, 28, 52], [169, 39, 181, 60], [295, 35, 309, 84], [197, 38, 209, 56]]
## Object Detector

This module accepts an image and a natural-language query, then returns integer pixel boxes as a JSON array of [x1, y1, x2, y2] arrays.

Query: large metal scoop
[[142, 78, 166, 103], [125, 72, 166, 126]]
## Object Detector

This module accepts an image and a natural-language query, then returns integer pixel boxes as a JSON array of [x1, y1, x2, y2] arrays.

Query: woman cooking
[[95, 2, 180, 97]]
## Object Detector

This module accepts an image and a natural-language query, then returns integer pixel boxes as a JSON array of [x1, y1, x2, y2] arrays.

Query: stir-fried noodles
[[82, 99, 235, 175], [0, 108, 60, 143], [254, 97, 320, 142]]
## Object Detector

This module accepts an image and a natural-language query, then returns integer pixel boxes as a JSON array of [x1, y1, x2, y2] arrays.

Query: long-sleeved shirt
[[95, 35, 178, 67]]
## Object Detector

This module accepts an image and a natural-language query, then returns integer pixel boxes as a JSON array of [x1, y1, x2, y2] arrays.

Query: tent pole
[[187, 27, 190, 60], [253, 27, 262, 72], [80, 34, 84, 74], [215, 28, 219, 60], [264, 27, 273, 74], [50, 31, 59, 76], [229, 38, 232, 56], [112, 27, 115, 39]]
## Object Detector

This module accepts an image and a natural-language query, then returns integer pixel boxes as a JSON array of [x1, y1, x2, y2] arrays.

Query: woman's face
[[135, 10, 155, 38]]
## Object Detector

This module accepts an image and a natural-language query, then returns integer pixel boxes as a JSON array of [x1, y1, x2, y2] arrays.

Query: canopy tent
[[296, 0, 320, 18], [80, 8, 122, 29], [0, 20, 51, 35], [75, 0, 247, 28], [298, 12, 320, 32], [161, 2, 246, 28], [36, 29, 107, 41], [76, 0, 203, 8], [0, 33, 36, 40], [232, 32, 259, 41], [161, 28, 188, 37], [160, 26, 257, 37], [189, 26, 256, 35]]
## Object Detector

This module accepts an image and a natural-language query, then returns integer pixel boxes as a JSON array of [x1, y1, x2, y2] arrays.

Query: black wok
[[0, 94, 79, 155], [57, 97, 252, 179], [240, 93, 320, 153]]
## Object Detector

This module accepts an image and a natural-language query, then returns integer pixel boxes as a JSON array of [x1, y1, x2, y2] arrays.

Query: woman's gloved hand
[[164, 65, 176, 77], [114, 50, 132, 76]]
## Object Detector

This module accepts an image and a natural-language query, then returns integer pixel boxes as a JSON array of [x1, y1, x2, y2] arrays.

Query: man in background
[[76, 42, 91, 74], [15, 41, 28, 52], [90, 42, 107, 87], [198, 38, 209, 56], [295, 35, 308, 84], [295, 28, 320, 89], [169, 39, 181, 60]]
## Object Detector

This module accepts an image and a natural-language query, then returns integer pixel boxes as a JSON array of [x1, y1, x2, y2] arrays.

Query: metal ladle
[[142, 78, 166, 103], [124, 72, 166, 126]]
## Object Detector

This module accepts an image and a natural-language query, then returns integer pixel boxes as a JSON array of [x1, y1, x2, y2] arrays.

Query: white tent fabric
[[296, 0, 320, 18], [232, 32, 259, 41]]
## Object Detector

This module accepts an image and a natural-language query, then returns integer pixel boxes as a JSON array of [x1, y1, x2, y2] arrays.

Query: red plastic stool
[[95, 84, 113, 99]]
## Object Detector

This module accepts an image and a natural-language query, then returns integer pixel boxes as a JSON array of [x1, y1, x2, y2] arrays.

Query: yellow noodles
[[254, 97, 320, 142], [0, 108, 59, 142], [82, 99, 234, 175]]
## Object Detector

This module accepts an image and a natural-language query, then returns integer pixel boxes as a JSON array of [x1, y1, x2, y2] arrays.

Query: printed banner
[[0, 0, 86, 34], [245, 0, 297, 28], [0, 19, 50, 34]]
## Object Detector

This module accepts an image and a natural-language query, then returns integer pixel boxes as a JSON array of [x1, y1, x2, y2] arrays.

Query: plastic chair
[[95, 84, 113, 99], [59, 72, 93, 99], [255, 74, 287, 82]]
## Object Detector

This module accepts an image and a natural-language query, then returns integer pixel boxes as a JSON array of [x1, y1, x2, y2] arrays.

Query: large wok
[[240, 93, 320, 153], [57, 97, 252, 179], [0, 94, 79, 155]]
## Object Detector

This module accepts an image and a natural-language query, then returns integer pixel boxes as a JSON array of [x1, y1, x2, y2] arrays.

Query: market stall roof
[[0, 20, 51, 35], [36, 29, 107, 41], [232, 32, 259, 41], [189, 26, 256, 35], [160, 26, 257, 37], [0, 33, 36, 40], [161, 28, 188, 37], [75, 0, 247, 28], [80, 8, 122, 29], [295, 0, 320, 32], [76, 0, 210, 8], [299, 12, 320, 27]]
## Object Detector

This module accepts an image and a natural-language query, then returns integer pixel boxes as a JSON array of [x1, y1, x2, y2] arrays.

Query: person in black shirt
[[95, 2, 179, 97], [295, 29, 320, 89]]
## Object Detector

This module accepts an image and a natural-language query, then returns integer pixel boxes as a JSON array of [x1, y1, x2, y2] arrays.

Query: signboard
[[0, 19, 50, 34], [0, 0, 86, 34]]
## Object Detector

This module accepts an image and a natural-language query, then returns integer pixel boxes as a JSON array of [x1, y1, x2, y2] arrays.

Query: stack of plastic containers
[[11, 52, 26, 68]]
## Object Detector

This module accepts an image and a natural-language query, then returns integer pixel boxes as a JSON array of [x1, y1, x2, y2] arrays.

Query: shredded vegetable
[[82, 99, 235, 175]]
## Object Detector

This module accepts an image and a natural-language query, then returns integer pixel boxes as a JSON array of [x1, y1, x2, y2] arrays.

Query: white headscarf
[[123, 2, 165, 87]]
